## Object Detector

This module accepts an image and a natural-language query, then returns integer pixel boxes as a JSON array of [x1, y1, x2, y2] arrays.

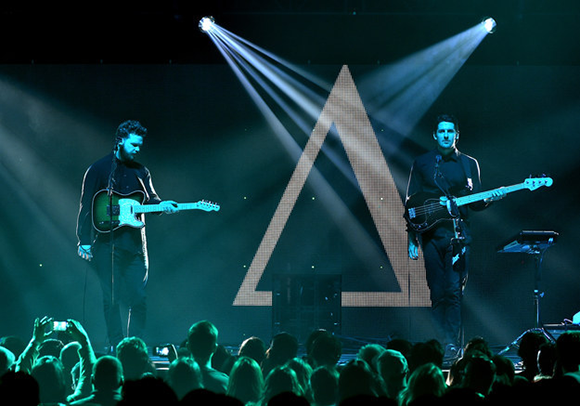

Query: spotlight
[[481, 17, 497, 34], [199, 16, 215, 33]]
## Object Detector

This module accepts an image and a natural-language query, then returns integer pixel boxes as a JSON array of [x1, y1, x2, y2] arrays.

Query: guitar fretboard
[[134, 202, 219, 213], [454, 184, 526, 207]]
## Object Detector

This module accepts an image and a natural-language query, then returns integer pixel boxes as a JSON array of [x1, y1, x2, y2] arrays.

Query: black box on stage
[[272, 274, 341, 341]]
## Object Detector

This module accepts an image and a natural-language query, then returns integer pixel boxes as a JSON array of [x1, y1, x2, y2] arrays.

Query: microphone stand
[[107, 153, 117, 334]]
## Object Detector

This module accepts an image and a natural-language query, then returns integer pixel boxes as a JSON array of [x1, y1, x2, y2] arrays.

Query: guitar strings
[[409, 201, 447, 216]]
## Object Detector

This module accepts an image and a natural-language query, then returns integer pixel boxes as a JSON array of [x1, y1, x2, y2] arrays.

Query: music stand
[[497, 230, 559, 354]]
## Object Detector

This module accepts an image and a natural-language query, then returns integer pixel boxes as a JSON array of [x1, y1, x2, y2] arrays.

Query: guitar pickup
[[97, 220, 120, 227], [408, 208, 416, 219], [106, 205, 120, 216]]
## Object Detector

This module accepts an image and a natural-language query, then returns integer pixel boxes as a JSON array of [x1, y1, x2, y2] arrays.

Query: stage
[[0, 2, 579, 356]]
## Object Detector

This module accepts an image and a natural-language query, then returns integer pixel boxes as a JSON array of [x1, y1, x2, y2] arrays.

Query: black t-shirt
[[405, 148, 486, 238]]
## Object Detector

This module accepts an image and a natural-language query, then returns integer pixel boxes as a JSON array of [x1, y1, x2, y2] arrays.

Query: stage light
[[199, 16, 215, 33], [482, 17, 497, 34]]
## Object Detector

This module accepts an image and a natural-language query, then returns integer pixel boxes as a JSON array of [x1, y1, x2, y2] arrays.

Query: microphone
[[434, 155, 442, 177]]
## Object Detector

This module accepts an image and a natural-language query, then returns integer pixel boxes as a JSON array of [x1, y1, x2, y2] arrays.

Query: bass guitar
[[92, 189, 220, 233], [404, 177, 552, 233]]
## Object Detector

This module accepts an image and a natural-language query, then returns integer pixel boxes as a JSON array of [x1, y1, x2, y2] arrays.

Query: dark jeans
[[93, 243, 148, 347], [422, 233, 469, 347]]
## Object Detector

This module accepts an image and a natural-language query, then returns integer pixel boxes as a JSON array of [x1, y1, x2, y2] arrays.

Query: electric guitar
[[404, 177, 553, 233], [92, 189, 220, 233]]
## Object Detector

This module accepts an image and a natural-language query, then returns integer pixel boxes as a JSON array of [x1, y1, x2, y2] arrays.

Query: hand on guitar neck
[[159, 200, 179, 214], [482, 187, 506, 203], [439, 186, 506, 208]]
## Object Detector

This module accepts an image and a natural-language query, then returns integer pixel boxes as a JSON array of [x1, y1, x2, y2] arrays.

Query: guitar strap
[[454, 153, 473, 278], [136, 176, 150, 201], [459, 153, 473, 192]]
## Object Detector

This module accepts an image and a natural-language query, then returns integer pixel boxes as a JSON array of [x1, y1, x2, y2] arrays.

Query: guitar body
[[404, 192, 453, 233], [92, 190, 146, 233]]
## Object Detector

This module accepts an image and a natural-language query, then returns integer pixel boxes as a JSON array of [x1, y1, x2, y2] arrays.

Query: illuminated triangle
[[234, 65, 430, 307]]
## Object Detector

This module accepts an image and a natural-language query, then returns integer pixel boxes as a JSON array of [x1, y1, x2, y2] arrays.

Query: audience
[[212, 344, 235, 375], [12, 317, 95, 403], [261, 332, 299, 377], [3, 317, 580, 406], [166, 357, 203, 400], [226, 356, 264, 405], [238, 336, 267, 367], [517, 330, 550, 382], [398, 362, 447, 406], [407, 339, 444, 373], [0, 335, 26, 361], [31, 355, 68, 404], [308, 331, 342, 370], [535, 341, 557, 381], [187, 320, 229, 394], [71, 355, 124, 406], [338, 359, 380, 402], [261, 365, 302, 405], [310, 366, 338, 406], [357, 343, 386, 375], [287, 357, 314, 402], [116, 337, 156, 381], [119, 375, 178, 405], [555, 331, 580, 382], [0, 346, 15, 377], [0, 370, 40, 406], [60, 341, 82, 396], [461, 354, 497, 398], [377, 349, 408, 400]]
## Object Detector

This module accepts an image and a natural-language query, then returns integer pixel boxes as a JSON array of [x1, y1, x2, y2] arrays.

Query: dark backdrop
[[0, 2, 578, 350]]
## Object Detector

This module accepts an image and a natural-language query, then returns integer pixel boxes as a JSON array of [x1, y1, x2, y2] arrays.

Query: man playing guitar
[[405, 114, 505, 359], [76, 120, 178, 349]]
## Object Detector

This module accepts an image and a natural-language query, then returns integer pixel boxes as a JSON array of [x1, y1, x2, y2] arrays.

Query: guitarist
[[405, 114, 504, 359], [76, 120, 178, 350]]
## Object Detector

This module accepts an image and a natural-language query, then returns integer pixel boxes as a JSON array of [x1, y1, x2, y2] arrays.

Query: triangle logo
[[234, 65, 430, 308]]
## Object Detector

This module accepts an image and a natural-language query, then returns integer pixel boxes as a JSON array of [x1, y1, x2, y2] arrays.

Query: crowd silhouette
[[1, 317, 579, 405]]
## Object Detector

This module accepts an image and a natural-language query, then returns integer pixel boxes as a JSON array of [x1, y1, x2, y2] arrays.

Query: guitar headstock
[[198, 200, 220, 212], [523, 176, 553, 191]]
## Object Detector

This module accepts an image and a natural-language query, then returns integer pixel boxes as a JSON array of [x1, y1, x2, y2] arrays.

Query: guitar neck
[[134, 202, 205, 214], [455, 183, 525, 207]]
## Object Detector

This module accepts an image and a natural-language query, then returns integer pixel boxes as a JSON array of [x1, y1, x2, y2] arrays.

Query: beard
[[118, 146, 136, 162]]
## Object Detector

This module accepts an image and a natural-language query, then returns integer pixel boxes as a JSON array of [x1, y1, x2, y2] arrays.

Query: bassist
[[405, 114, 504, 359], [76, 120, 178, 350]]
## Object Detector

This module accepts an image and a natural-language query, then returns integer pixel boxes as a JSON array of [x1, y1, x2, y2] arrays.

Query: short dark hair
[[187, 320, 219, 362], [115, 120, 147, 142], [434, 114, 459, 134]]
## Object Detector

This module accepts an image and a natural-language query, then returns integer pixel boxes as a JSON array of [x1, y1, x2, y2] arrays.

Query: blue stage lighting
[[482, 17, 497, 34], [199, 16, 215, 33]]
